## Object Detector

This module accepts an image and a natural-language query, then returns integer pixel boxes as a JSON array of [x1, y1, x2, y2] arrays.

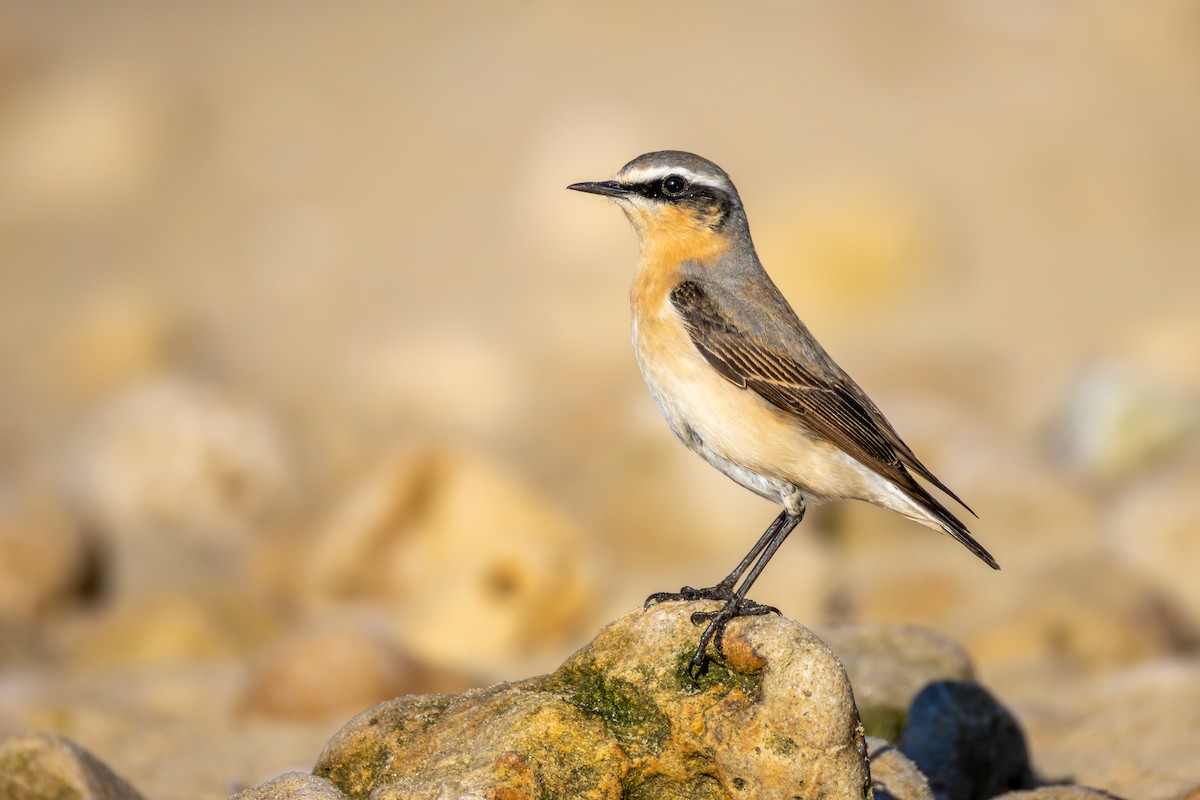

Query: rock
[[240, 615, 459, 721], [64, 376, 296, 607], [962, 551, 1183, 673], [1111, 459, 1200, 627], [312, 602, 870, 799], [1003, 657, 1200, 799], [993, 788, 1125, 799], [818, 624, 973, 741], [868, 736, 934, 800], [842, 547, 1182, 675], [304, 445, 596, 679], [231, 771, 348, 800], [0, 485, 93, 622], [319, 686, 627, 800], [1047, 361, 1197, 485], [0, 732, 145, 800], [67, 375, 296, 545], [71, 589, 270, 666], [899, 680, 1035, 800]]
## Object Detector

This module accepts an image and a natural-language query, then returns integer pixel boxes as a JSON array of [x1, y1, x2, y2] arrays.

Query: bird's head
[[568, 151, 747, 261]]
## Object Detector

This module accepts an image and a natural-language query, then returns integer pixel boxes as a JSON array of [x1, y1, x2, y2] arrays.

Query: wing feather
[[669, 279, 997, 569]]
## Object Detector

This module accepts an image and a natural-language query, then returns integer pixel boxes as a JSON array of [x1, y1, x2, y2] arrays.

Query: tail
[[901, 477, 1000, 570]]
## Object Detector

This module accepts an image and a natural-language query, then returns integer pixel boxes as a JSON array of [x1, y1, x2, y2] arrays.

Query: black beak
[[566, 180, 629, 197]]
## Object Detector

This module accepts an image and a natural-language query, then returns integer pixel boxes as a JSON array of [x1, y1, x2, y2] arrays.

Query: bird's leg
[[644, 510, 790, 608], [687, 506, 805, 678]]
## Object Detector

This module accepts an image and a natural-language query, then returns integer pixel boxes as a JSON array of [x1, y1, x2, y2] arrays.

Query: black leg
[[687, 506, 805, 677], [644, 509, 790, 609]]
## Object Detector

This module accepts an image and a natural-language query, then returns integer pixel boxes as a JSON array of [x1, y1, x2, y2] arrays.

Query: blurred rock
[[868, 736, 934, 800], [57, 288, 183, 397], [1111, 459, 1200, 630], [965, 552, 1183, 673], [819, 624, 973, 741], [240, 615, 460, 722], [0, 485, 93, 622], [72, 590, 262, 666], [0, 732, 145, 800], [1005, 657, 1200, 799], [899, 681, 1035, 800], [304, 445, 596, 679], [841, 547, 1181, 674], [312, 602, 870, 799], [68, 375, 295, 543], [65, 375, 296, 603], [231, 771, 347, 800], [1047, 361, 1197, 485], [993, 789, 1124, 800]]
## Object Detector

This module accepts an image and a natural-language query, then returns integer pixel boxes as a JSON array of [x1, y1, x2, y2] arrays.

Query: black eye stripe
[[629, 177, 705, 200], [620, 177, 734, 228]]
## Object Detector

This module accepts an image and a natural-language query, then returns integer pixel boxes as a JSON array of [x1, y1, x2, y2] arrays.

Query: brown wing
[[670, 280, 997, 569], [669, 281, 916, 493]]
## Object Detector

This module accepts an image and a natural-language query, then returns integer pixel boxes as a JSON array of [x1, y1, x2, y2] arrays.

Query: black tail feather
[[903, 474, 999, 570]]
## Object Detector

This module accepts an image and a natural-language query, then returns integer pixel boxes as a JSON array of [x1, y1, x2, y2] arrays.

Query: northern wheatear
[[569, 151, 998, 674]]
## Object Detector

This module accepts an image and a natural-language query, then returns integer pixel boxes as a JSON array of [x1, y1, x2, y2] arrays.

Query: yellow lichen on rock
[[313, 602, 869, 800]]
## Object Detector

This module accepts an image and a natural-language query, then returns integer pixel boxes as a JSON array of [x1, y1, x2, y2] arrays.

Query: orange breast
[[628, 205, 730, 323]]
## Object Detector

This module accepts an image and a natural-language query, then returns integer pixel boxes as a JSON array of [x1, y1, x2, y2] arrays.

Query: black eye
[[661, 175, 689, 196]]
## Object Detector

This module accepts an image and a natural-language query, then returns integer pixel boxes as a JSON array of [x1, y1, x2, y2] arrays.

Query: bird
[[567, 151, 998, 675]]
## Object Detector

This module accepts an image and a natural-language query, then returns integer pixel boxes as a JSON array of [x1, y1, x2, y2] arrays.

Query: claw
[[645, 581, 735, 609], [683, 595, 783, 679], [688, 650, 709, 679]]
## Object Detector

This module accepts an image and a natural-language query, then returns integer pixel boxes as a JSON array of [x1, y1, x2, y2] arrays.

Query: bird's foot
[[686, 597, 780, 679], [643, 580, 736, 609]]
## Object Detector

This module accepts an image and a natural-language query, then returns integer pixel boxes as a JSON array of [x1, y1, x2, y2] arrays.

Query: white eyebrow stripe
[[617, 164, 729, 190]]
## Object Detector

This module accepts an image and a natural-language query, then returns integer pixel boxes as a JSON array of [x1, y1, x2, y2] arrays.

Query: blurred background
[[1, 1, 1198, 798]]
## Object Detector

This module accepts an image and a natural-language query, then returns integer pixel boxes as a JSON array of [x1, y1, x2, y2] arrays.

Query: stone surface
[[868, 736, 935, 800], [0, 732, 145, 800], [231, 771, 348, 800], [304, 445, 597, 679], [899, 680, 1035, 800], [313, 602, 870, 800], [819, 624, 973, 741]]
